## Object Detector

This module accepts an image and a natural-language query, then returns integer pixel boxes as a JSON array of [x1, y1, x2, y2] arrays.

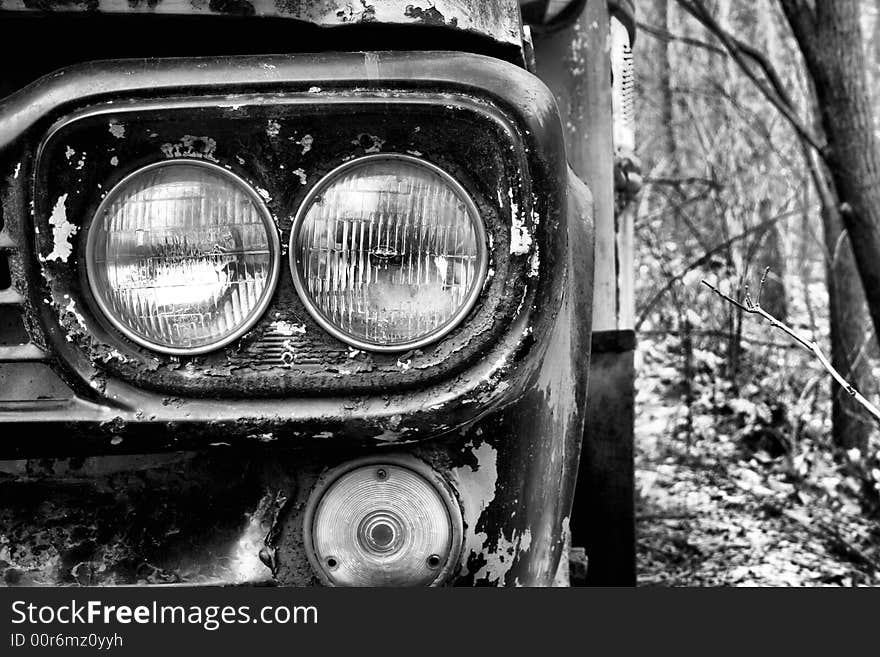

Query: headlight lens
[[290, 155, 487, 352], [305, 460, 463, 587], [86, 161, 280, 355]]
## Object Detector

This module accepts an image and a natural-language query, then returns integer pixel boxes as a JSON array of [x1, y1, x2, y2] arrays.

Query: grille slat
[[0, 229, 45, 362]]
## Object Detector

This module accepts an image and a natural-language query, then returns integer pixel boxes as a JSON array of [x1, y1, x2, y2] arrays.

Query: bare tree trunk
[[808, 104, 877, 451], [779, 0, 880, 343], [756, 200, 788, 321], [825, 201, 877, 452], [653, 0, 677, 163], [870, 1, 880, 97]]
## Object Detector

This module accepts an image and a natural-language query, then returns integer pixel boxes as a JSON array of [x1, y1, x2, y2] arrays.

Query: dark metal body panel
[[532, 0, 636, 585], [0, 0, 523, 50], [1, 52, 559, 453], [0, 51, 595, 586]]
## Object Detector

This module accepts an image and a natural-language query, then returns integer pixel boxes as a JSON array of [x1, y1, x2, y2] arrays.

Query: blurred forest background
[[633, 0, 880, 585]]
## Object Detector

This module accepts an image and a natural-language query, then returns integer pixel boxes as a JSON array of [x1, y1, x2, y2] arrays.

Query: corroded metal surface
[[270, 169, 594, 587], [0, 10, 598, 584], [0, 0, 523, 48], [0, 451, 291, 585], [532, 0, 636, 584], [0, 51, 564, 457]]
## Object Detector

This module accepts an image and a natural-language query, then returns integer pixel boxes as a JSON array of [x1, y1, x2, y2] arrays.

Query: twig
[[635, 207, 808, 330], [701, 276, 880, 426], [675, 0, 826, 155], [635, 19, 727, 56], [640, 329, 805, 350], [636, 512, 698, 521]]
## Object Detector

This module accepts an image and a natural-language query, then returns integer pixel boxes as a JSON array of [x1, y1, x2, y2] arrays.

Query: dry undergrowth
[[635, 336, 880, 587]]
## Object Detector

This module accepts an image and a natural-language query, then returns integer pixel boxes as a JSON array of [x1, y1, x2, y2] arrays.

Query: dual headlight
[[86, 155, 488, 355]]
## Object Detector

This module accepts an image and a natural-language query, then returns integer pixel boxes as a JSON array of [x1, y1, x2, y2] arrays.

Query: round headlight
[[86, 161, 280, 355], [290, 155, 487, 352], [304, 458, 463, 587]]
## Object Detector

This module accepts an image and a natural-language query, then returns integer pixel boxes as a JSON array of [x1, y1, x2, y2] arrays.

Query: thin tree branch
[[635, 19, 727, 56], [702, 276, 880, 426], [644, 176, 724, 190], [636, 207, 807, 330], [675, 0, 826, 154]]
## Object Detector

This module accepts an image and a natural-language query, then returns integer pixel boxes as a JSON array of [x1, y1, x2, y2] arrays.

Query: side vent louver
[[610, 14, 635, 160]]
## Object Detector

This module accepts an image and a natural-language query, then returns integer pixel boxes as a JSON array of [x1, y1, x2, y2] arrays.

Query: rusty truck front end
[[0, 0, 635, 586]]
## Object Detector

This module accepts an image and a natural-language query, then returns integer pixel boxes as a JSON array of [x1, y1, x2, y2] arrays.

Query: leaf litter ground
[[635, 335, 880, 586]]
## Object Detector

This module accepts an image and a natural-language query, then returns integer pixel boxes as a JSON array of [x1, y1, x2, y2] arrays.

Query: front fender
[[440, 169, 594, 586]]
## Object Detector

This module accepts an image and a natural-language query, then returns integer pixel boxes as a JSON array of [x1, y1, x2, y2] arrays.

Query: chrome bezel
[[303, 455, 465, 587], [288, 154, 489, 353], [85, 159, 281, 356]]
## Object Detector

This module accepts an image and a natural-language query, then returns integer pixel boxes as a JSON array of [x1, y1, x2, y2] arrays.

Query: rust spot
[[208, 0, 255, 16], [404, 4, 458, 27], [336, 0, 375, 23]]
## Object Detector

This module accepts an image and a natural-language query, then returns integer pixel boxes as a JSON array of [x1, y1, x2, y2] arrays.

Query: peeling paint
[[12, 162, 20, 179], [451, 441, 500, 580], [63, 298, 88, 332], [271, 320, 306, 336], [280, 339, 297, 366], [108, 122, 125, 139], [472, 527, 532, 586], [292, 168, 308, 185], [354, 133, 385, 153], [43, 194, 77, 263], [509, 217, 533, 255], [160, 135, 219, 162], [255, 187, 272, 202], [297, 134, 313, 155], [508, 187, 533, 255], [335, 0, 376, 23], [266, 120, 281, 138], [528, 250, 540, 277], [404, 4, 459, 27]]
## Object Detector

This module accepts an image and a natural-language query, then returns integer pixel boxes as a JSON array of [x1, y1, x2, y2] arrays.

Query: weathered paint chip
[[298, 134, 314, 155], [272, 320, 306, 336], [43, 194, 77, 262]]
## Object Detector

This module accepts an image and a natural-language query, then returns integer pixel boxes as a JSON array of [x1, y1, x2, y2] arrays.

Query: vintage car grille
[[28, 90, 533, 397]]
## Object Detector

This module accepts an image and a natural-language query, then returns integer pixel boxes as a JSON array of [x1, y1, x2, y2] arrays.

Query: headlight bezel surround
[[32, 84, 541, 400], [288, 153, 490, 353], [83, 159, 282, 357]]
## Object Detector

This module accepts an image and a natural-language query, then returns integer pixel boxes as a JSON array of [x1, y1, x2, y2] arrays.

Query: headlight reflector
[[304, 459, 463, 587], [290, 155, 487, 351], [86, 161, 280, 354]]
